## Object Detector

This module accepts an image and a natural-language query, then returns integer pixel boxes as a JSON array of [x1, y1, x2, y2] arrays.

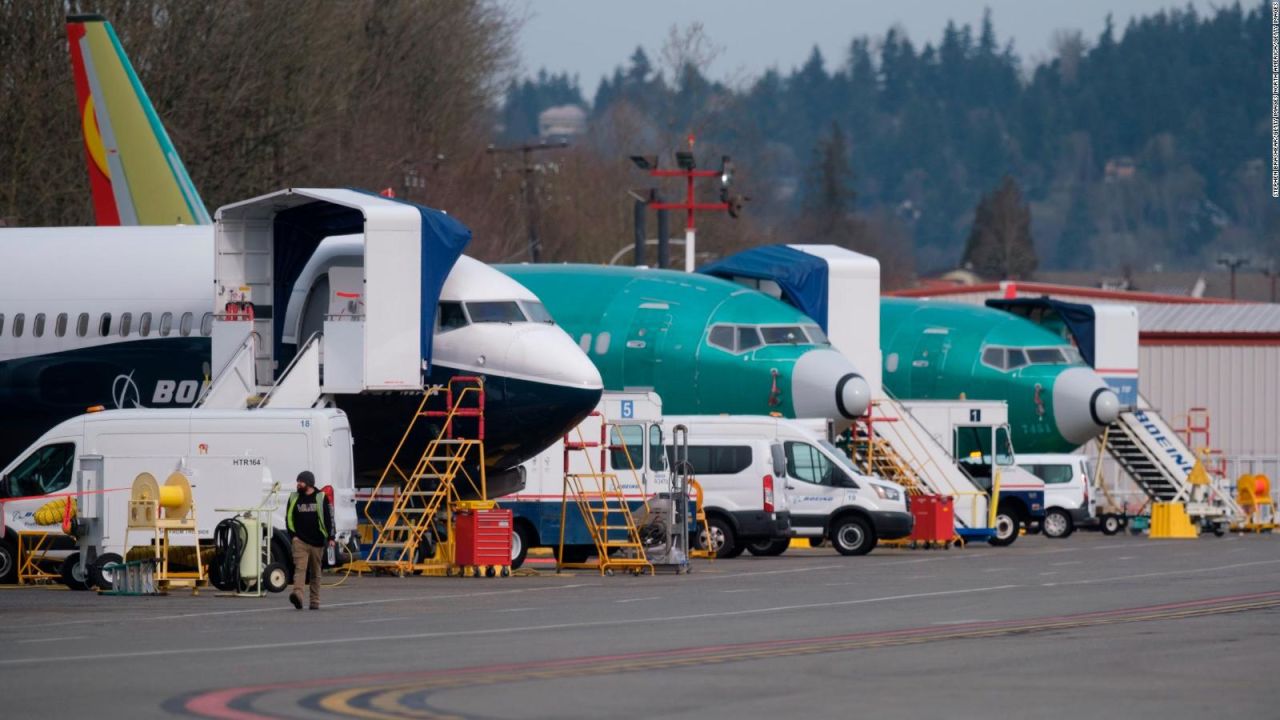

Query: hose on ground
[[212, 518, 247, 592]]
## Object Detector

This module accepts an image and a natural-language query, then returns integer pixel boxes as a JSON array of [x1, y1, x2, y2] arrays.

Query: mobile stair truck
[[501, 391, 689, 571], [0, 407, 357, 591], [986, 297, 1242, 535]]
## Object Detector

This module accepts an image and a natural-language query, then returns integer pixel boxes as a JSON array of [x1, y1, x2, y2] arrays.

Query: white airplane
[[0, 17, 603, 518]]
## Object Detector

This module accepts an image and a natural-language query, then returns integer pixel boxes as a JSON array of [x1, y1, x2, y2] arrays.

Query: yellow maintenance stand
[[1149, 460, 1209, 539], [351, 377, 499, 578]]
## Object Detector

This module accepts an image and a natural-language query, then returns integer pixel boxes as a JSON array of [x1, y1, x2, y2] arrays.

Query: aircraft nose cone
[[505, 325, 603, 390], [791, 349, 871, 420], [1053, 367, 1120, 446]]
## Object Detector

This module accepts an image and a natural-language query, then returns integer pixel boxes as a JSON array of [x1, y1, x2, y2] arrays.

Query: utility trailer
[[0, 407, 357, 590]]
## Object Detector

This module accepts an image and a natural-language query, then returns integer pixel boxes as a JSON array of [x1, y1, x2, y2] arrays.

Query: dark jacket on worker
[[287, 490, 333, 548]]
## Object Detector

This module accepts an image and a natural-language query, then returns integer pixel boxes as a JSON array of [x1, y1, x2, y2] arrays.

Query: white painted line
[[1117, 556, 1136, 561], [982, 568, 1012, 573], [1051, 561, 1083, 567], [615, 597, 660, 603], [356, 616, 414, 624], [0, 584, 1022, 666], [721, 589, 756, 594], [12, 583, 593, 629], [1041, 559, 1280, 588], [694, 564, 844, 580], [1039, 572, 1059, 577], [17, 635, 88, 644]]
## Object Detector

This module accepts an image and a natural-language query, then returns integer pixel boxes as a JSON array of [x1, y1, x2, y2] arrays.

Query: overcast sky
[[516, 0, 1210, 95]]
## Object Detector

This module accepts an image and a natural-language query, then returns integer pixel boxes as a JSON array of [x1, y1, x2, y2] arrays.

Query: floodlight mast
[[632, 134, 741, 272]]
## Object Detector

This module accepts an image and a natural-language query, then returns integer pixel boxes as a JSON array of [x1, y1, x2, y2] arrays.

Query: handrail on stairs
[[258, 331, 323, 408]]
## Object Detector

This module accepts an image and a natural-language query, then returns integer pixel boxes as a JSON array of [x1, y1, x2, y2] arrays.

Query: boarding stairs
[[1104, 396, 1242, 524], [351, 378, 489, 576], [558, 416, 653, 576], [197, 324, 328, 410], [851, 396, 991, 536]]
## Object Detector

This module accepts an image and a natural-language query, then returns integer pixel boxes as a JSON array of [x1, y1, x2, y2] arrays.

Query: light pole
[[630, 135, 745, 273], [488, 139, 569, 263], [1262, 259, 1279, 303], [1217, 254, 1251, 300]]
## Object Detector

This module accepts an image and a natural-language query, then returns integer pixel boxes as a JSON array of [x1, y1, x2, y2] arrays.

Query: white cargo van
[[665, 416, 911, 557], [0, 407, 357, 588], [1017, 453, 1095, 538]]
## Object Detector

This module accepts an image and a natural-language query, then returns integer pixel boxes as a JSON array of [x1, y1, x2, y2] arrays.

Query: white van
[[666, 415, 911, 557], [1016, 453, 1095, 539], [0, 407, 357, 588]]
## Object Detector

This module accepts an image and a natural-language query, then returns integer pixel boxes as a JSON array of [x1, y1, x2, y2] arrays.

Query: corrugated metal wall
[[1140, 344, 1280, 457]]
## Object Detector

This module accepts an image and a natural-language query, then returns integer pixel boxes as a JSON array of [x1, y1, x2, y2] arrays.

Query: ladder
[[353, 377, 487, 576], [558, 416, 653, 576], [1105, 396, 1242, 524]]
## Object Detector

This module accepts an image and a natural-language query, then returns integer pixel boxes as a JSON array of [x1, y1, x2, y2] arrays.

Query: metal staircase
[[353, 377, 488, 576], [1105, 396, 1242, 525], [558, 417, 653, 576], [850, 396, 990, 533]]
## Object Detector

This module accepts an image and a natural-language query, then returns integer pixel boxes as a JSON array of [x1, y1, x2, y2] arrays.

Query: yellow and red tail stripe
[[66, 14, 210, 226]]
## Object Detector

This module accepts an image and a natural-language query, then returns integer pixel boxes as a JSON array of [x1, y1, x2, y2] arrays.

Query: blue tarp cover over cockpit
[[272, 191, 471, 373], [985, 297, 1098, 367], [699, 245, 829, 330]]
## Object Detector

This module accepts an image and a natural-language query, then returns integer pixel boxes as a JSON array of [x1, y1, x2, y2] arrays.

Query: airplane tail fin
[[66, 14, 210, 225]]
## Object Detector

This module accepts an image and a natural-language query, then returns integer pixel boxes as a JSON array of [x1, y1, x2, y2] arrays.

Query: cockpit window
[[803, 324, 829, 344], [761, 326, 805, 345], [1006, 349, 1028, 369], [982, 347, 1005, 370], [521, 301, 554, 324], [438, 302, 468, 331], [708, 325, 734, 351], [465, 301, 525, 323], [736, 326, 763, 352], [1026, 348, 1064, 364]]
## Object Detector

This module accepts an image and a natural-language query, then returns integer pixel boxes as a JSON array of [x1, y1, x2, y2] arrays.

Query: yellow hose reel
[[128, 471, 195, 528]]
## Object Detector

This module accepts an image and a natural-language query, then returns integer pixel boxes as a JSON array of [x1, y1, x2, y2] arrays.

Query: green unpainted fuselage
[[880, 298, 1105, 453], [498, 264, 850, 418]]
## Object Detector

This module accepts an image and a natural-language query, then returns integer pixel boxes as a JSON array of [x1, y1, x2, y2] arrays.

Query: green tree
[[961, 176, 1037, 278]]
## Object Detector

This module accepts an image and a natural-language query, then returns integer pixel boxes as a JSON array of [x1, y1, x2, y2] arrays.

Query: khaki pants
[[290, 537, 323, 607]]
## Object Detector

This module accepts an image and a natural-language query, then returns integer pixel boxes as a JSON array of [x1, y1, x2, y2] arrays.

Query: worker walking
[[286, 470, 334, 610]]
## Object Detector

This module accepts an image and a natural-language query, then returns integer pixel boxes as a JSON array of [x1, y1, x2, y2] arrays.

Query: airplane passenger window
[[158, 312, 173, 337], [1006, 348, 1028, 369], [0, 313, 5, 336], [54, 313, 67, 337], [13, 313, 25, 337], [1027, 348, 1065, 365], [803, 325, 829, 344], [981, 347, 1005, 370], [200, 313, 214, 336], [736, 326, 763, 352], [521, 301, 555, 323], [119, 312, 132, 337], [76, 313, 88, 337], [33, 313, 45, 338], [594, 332, 611, 355], [708, 325, 734, 351], [465, 301, 524, 323], [99, 313, 111, 337], [179, 312, 192, 337], [0, 443, 76, 498], [139, 312, 152, 337], [438, 302, 467, 331]]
